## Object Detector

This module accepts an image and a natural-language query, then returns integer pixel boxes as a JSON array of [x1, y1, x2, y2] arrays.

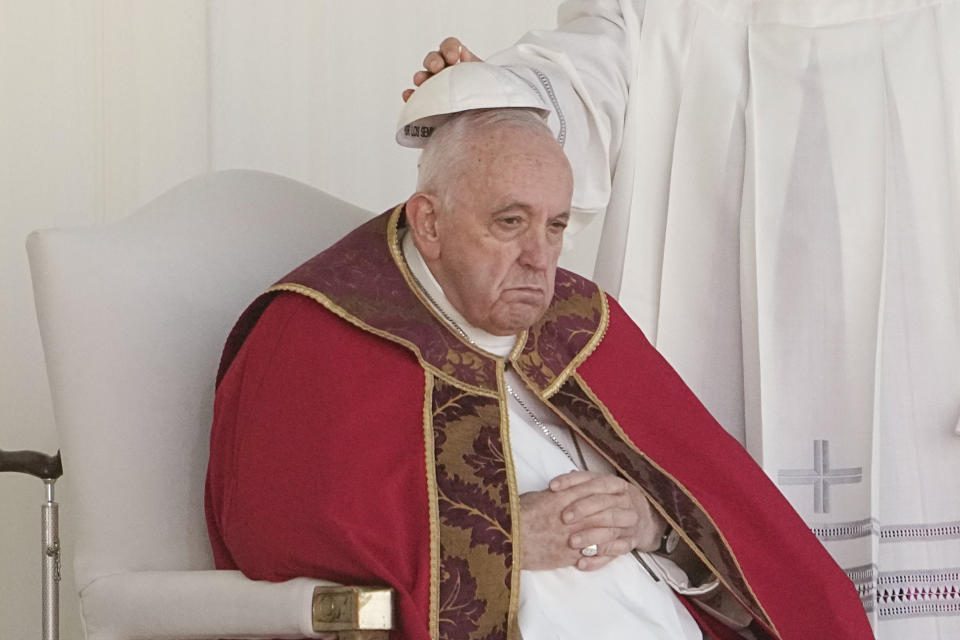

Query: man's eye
[[550, 220, 569, 231], [499, 217, 522, 226]]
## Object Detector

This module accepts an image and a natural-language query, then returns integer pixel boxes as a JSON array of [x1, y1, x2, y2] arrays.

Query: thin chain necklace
[[404, 250, 586, 469], [504, 382, 584, 469]]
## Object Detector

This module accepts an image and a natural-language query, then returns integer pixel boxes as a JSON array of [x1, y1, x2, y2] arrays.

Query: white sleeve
[[487, 0, 638, 235]]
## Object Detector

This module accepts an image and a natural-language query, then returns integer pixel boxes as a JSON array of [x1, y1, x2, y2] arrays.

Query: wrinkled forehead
[[456, 121, 570, 177], [418, 110, 573, 221]]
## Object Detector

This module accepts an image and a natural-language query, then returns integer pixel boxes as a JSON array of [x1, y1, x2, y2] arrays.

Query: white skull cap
[[396, 61, 551, 148]]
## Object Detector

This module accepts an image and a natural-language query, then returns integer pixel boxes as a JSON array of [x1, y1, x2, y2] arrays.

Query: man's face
[[428, 127, 573, 336]]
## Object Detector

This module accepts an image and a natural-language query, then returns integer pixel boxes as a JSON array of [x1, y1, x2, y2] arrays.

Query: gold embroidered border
[[421, 371, 440, 640], [431, 379, 514, 639], [540, 289, 610, 399], [266, 283, 498, 400], [389, 205, 516, 366], [495, 360, 522, 640], [508, 329, 528, 362], [566, 372, 781, 639], [388, 207, 476, 357]]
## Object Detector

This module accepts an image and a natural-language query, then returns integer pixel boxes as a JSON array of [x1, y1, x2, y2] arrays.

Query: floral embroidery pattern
[[438, 556, 486, 638], [274, 209, 502, 391], [463, 424, 508, 502], [514, 267, 604, 389], [438, 468, 511, 558], [433, 378, 512, 640], [475, 624, 508, 640]]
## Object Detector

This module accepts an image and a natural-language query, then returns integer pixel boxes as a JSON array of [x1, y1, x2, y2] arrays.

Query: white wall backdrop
[[0, 2, 559, 639], [209, 0, 561, 211]]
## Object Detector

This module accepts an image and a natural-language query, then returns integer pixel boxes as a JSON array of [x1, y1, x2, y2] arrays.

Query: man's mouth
[[501, 286, 545, 301]]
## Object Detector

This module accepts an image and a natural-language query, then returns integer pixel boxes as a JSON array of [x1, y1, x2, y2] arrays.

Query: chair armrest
[[79, 570, 390, 640]]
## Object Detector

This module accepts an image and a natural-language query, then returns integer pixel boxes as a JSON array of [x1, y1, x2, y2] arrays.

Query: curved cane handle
[[0, 449, 63, 480]]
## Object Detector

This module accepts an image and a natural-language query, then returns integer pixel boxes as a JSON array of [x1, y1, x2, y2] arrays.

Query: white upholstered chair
[[27, 170, 387, 639]]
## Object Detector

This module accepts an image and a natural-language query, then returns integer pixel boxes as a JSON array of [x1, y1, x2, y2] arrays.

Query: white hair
[[416, 108, 556, 208]]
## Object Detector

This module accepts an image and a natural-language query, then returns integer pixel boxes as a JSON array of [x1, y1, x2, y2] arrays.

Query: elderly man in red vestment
[[205, 108, 873, 639]]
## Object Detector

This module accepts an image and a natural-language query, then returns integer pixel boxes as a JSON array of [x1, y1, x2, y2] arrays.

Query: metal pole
[[0, 449, 64, 640], [41, 479, 60, 640]]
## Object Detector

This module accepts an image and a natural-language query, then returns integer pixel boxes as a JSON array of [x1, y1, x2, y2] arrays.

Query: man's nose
[[518, 229, 555, 270]]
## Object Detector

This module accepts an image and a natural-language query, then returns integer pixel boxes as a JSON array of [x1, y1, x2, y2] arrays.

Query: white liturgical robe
[[477, 1, 960, 637]]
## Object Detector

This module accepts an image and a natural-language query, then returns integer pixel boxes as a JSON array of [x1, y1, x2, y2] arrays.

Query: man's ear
[[405, 192, 442, 260]]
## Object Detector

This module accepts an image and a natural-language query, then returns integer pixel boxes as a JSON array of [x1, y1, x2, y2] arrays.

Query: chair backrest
[[27, 169, 373, 592]]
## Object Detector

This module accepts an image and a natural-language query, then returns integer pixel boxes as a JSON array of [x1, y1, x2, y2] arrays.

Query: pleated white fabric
[[488, 0, 960, 635]]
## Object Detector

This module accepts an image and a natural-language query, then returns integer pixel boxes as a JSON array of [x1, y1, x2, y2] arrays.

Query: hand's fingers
[[518, 489, 587, 570], [597, 536, 633, 558], [576, 553, 617, 571], [571, 500, 662, 553], [570, 527, 634, 566], [551, 471, 632, 498], [413, 70, 431, 87], [572, 506, 640, 534], [403, 70, 432, 102], [602, 536, 637, 558], [403, 70, 433, 104], [568, 525, 620, 550], [552, 473, 631, 507], [549, 470, 607, 492], [409, 39, 482, 105], [561, 491, 625, 524], [438, 37, 464, 64], [458, 43, 481, 62], [422, 50, 447, 74]]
